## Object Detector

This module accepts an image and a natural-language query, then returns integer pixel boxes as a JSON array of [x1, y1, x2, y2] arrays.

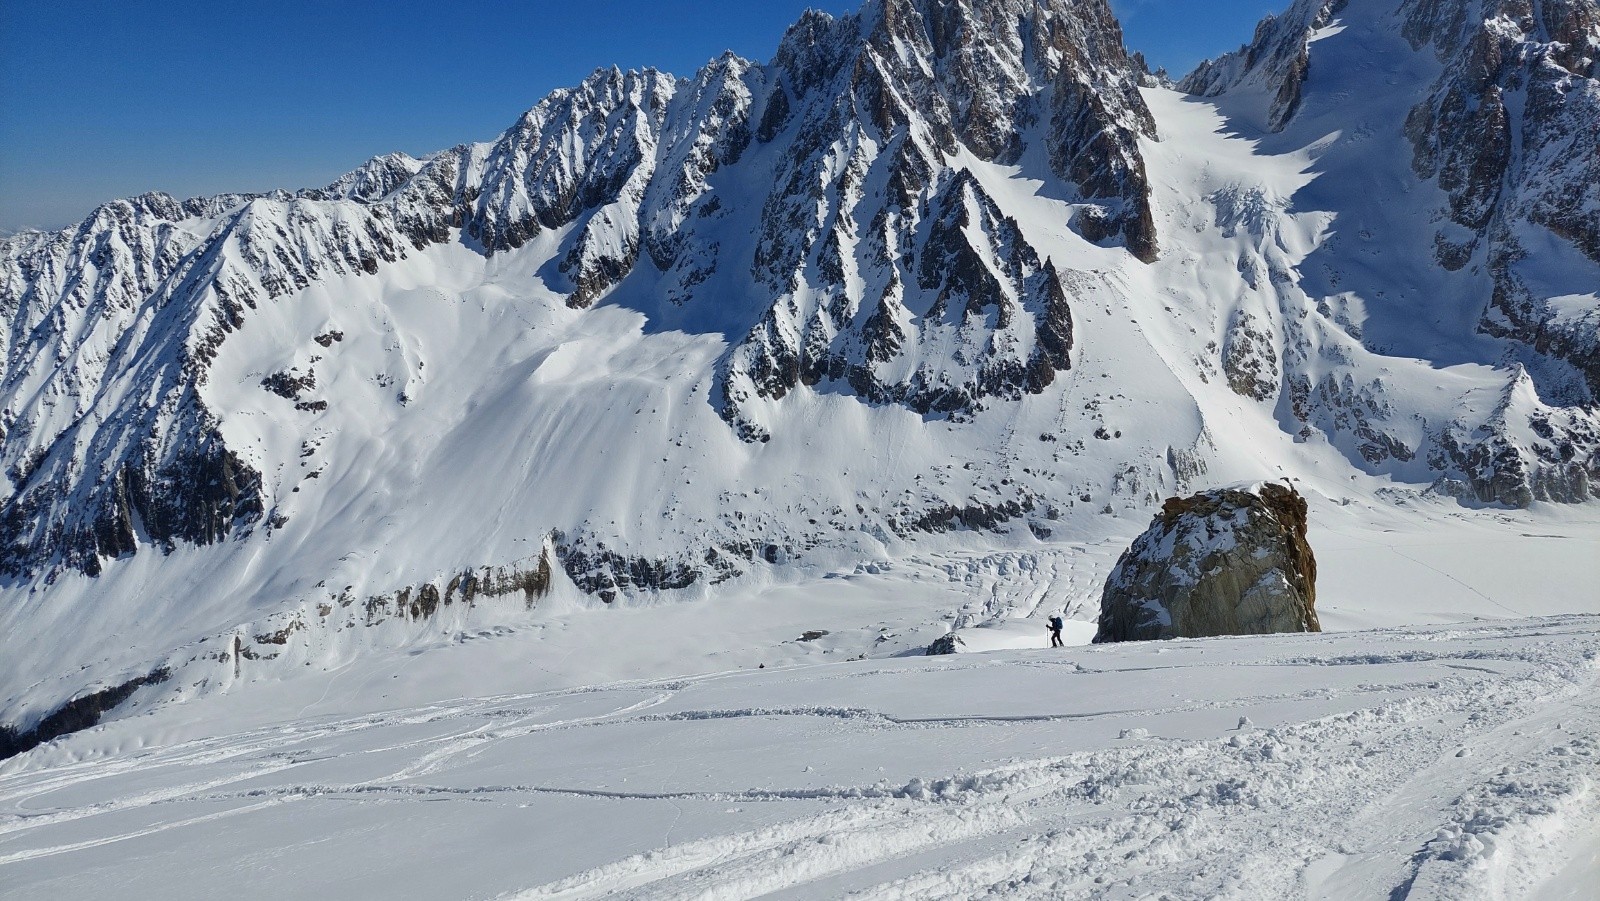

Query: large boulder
[[1095, 483, 1320, 642]]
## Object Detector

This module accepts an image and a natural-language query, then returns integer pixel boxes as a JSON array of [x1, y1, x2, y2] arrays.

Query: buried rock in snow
[[1095, 482, 1319, 642]]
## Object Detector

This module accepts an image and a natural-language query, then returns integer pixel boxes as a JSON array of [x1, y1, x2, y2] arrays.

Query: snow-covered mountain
[[1, 0, 1597, 750], [1183, 0, 1600, 422]]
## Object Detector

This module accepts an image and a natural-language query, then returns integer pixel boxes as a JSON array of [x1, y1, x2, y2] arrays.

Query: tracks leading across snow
[[0, 617, 1596, 900]]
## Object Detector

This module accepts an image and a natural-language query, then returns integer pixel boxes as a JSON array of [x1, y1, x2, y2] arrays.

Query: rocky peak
[[308, 152, 423, 203], [772, 8, 859, 98], [779, 0, 1158, 245], [1179, 0, 1348, 131], [683, 0, 1155, 439], [465, 66, 677, 254]]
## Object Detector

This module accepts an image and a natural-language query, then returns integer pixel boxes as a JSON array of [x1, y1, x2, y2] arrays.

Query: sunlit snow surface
[[1, 614, 1596, 899], [1, 497, 1597, 899]]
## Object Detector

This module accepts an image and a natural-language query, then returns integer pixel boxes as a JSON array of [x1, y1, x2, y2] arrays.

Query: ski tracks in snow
[[489, 619, 1600, 900], [527, 717, 1579, 895], [1, 619, 1597, 899]]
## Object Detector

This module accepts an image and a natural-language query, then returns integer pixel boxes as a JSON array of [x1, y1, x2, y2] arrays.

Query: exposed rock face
[[1400, 0, 1600, 398], [0, 667, 170, 761], [1426, 368, 1600, 505], [356, 553, 555, 626], [1095, 483, 1320, 642], [1222, 311, 1280, 401], [556, 537, 703, 604], [0, 0, 1156, 576], [1180, 0, 1350, 130], [717, 0, 1154, 440]]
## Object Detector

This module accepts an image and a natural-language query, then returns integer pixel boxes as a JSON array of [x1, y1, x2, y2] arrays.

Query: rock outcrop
[[1095, 483, 1320, 642], [0, 667, 170, 761]]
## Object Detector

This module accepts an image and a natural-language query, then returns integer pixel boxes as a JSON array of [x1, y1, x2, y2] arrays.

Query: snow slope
[[2, 605, 1596, 899], [1, 488, 1597, 897]]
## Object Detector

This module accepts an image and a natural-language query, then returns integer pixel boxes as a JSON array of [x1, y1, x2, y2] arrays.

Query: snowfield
[[1, 502, 1596, 900], [1, 617, 1596, 899]]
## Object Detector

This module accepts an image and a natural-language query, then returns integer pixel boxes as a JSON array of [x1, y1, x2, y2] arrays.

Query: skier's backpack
[[1049, 615, 1063, 630]]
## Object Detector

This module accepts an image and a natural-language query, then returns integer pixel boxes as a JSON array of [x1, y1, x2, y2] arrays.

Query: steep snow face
[[0, 0, 1598, 737], [1180, 0, 1351, 130]]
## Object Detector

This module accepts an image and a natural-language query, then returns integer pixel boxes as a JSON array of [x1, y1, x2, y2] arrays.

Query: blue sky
[[0, 1, 1276, 233]]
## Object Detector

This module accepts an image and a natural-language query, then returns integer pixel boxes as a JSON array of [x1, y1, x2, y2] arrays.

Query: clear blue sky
[[0, 1, 1275, 233]]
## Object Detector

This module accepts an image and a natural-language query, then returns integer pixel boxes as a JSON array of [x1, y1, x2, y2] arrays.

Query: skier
[[1047, 613, 1064, 648]]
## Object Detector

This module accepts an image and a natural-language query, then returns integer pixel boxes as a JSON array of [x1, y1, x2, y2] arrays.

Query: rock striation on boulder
[[1095, 483, 1320, 642]]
